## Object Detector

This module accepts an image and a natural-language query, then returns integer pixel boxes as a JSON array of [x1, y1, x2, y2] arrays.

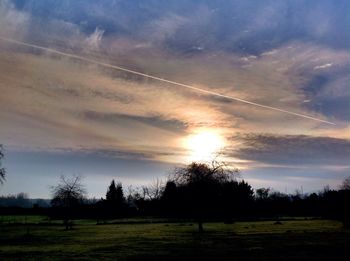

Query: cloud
[[1, 36, 349, 160], [84, 27, 104, 51], [231, 133, 350, 166], [144, 14, 188, 44], [1, 1, 349, 196], [0, 0, 29, 39], [314, 63, 333, 70], [82, 111, 187, 134]]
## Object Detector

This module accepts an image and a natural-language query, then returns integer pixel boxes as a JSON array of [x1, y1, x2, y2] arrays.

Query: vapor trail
[[0, 37, 335, 125]]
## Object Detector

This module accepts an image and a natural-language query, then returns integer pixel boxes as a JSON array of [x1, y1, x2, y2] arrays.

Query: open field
[[0, 217, 349, 260]]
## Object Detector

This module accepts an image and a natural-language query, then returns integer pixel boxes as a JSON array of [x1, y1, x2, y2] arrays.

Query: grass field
[[0, 217, 349, 260]]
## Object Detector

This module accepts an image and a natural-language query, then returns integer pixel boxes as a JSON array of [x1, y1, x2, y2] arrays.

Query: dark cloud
[[10, 0, 350, 54], [56, 147, 156, 161], [82, 111, 187, 134], [232, 134, 350, 165], [301, 64, 350, 121], [318, 97, 350, 122], [89, 90, 132, 104], [54, 147, 180, 162]]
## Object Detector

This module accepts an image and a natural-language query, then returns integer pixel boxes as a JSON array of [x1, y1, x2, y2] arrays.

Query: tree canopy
[[51, 175, 86, 229], [106, 180, 125, 205], [173, 161, 238, 186], [51, 175, 86, 208], [340, 176, 350, 190], [169, 161, 242, 232]]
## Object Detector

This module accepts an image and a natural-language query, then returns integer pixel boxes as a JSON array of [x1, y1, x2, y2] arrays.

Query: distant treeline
[[1, 178, 349, 226], [0, 193, 50, 208]]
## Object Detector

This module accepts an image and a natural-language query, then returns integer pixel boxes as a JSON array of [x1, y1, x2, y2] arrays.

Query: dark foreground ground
[[0, 217, 349, 260]]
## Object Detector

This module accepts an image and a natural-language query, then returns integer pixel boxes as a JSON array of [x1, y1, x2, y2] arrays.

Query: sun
[[184, 130, 225, 162]]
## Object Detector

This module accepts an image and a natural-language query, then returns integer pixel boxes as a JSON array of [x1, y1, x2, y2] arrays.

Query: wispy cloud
[[314, 63, 333, 70], [84, 28, 104, 51]]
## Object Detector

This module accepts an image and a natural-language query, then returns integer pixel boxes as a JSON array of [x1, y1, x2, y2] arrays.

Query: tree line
[[0, 145, 349, 231], [47, 162, 350, 231]]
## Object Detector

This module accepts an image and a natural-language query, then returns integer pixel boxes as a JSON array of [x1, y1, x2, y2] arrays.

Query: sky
[[0, 0, 349, 198]]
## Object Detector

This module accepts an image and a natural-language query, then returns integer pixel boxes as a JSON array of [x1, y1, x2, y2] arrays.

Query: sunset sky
[[0, 0, 349, 198]]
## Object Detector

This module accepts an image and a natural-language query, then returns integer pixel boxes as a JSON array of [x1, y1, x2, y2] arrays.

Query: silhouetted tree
[[0, 145, 6, 184], [162, 181, 177, 200], [340, 176, 350, 190], [269, 191, 292, 216], [222, 180, 254, 221], [172, 161, 238, 232], [161, 181, 178, 216], [142, 179, 163, 201], [335, 177, 350, 227], [126, 185, 146, 214], [51, 175, 86, 229], [256, 188, 270, 200], [106, 180, 125, 205], [105, 180, 126, 217]]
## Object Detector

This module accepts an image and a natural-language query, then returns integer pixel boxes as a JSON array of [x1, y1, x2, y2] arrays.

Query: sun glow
[[185, 130, 225, 162]]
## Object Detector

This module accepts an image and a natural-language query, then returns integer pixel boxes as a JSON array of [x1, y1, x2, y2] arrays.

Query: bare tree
[[0, 145, 6, 184], [340, 176, 350, 190], [173, 161, 238, 185], [51, 175, 86, 229], [142, 178, 164, 200]]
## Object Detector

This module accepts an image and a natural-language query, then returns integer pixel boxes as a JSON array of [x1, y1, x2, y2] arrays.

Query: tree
[[338, 176, 350, 228], [106, 180, 125, 204], [105, 180, 126, 217], [172, 161, 238, 232], [0, 145, 6, 184], [221, 180, 254, 221], [161, 181, 178, 216], [256, 188, 270, 200], [51, 175, 86, 229], [142, 179, 163, 200], [340, 176, 350, 190]]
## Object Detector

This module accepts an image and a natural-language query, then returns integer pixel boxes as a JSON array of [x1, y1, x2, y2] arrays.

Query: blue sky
[[0, 0, 349, 198]]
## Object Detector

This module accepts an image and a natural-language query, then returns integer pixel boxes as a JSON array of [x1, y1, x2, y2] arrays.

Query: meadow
[[0, 217, 349, 260]]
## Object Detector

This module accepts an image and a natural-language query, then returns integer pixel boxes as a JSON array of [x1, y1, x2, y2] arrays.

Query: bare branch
[[0, 145, 6, 184], [51, 175, 86, 207], [340, 176, 350, 190]]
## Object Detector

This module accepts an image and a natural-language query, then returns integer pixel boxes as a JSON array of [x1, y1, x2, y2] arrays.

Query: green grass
[[0, 215, 50, 224], [0, 217, 348, 260]]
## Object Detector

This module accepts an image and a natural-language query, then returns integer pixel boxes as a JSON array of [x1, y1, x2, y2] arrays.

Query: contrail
[[0, 37, 335, 125]]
